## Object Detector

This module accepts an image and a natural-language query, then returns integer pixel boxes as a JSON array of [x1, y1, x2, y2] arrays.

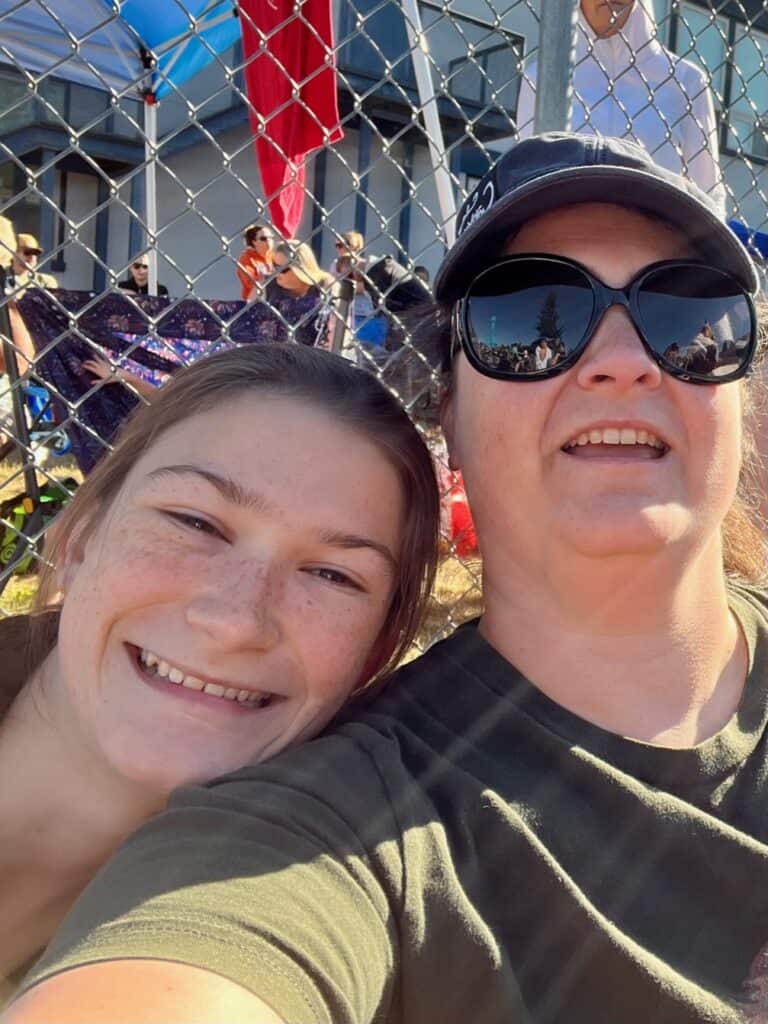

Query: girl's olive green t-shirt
[[21, 586, 768, 1022]]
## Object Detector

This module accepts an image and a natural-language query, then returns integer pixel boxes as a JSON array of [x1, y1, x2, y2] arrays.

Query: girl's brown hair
[[28, 343, 439, 694]]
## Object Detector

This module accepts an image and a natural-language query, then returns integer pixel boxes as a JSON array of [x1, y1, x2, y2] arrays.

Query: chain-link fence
[[0, 0, 766, 642]]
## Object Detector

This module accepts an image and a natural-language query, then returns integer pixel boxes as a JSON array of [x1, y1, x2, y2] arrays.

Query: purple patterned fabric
[[17, 288, 331, 472]]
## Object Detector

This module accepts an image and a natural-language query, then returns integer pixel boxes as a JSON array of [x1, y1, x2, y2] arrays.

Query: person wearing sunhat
[[9, 133, 768, 1024], [11, 234, 57, 296]]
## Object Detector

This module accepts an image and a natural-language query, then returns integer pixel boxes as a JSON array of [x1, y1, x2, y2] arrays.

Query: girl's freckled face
[[56, 395, 406, 794]]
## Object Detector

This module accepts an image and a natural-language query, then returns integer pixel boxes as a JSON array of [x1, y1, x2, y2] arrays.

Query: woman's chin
[[557, 508, 691, 560]]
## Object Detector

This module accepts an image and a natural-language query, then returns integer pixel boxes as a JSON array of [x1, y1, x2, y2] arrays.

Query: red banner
[[239, 0, 343, 238]]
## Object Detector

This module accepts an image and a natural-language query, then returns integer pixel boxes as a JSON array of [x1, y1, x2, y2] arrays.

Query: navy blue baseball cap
[[434, 132, 758, 303]]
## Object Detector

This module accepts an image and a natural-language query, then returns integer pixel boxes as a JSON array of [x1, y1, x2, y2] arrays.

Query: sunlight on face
[[445, 203, 742, 573], [56, 396, 405, 795]]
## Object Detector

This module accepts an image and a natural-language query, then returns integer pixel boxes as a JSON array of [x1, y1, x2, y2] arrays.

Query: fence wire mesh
[[0, 0, 766, 648]]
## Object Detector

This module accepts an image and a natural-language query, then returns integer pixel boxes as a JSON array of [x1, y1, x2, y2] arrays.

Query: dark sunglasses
[[274, 264, 291, 274], [256, 235, 273, 242], [22, 247, 41, 257], [133, 262, 149, 270], [454, 255, 758, 385]]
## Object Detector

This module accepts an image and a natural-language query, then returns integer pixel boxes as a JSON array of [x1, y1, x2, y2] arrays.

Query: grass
[[0, 452, 82, 618]]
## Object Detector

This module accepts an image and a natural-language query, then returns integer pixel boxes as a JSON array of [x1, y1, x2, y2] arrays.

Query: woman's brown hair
[[25, 343, 439, 700]]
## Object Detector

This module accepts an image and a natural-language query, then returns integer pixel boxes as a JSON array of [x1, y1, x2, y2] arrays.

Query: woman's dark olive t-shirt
[[21, 586, 768, 1022]]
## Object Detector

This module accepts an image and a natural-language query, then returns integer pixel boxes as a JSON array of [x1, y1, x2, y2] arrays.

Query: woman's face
[[273, 253, 308, 295], [131, 259, 149, 288], [55, 395, 404, 794], [252, 229, 274, 258], [444, 203, 743, 573]]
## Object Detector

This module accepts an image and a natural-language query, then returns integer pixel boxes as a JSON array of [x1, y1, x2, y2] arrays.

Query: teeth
[[182, 675, 205, 692], [565, 427, 666, 450], [138, 650, 271, 708]]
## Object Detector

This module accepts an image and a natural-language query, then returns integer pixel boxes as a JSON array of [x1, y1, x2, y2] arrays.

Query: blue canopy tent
[[0, 0, 242, 567], [728, 220, 768, 262], [0, 0, 242, 291]]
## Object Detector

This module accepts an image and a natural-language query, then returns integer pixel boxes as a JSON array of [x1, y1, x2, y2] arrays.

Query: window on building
[[421, 6, 522, 118], [668, 2, 768, 161], [729, 25, 768, 159], [675, 3, 729, 110], [0, 70, 33, 134], [652, 0, 671, 46], [336, 0, 523, 123]]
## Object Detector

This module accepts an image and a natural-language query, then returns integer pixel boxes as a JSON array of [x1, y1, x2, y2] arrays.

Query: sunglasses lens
[[637, 265, 754, 380], [465, 260, 594, 374]]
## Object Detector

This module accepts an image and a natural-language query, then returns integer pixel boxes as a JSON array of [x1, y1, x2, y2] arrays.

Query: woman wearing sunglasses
[[237, 224, 275, 301], [8, 135, 768, 1024], [117, 254, 169, 297]]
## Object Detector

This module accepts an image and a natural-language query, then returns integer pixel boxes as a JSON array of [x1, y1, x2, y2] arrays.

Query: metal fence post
[[533, 0, 579, 133]]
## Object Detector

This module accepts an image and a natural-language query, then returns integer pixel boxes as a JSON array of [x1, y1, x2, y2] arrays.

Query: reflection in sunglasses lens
[[638, 266, 752, 379], [467, 263, 593, 374], [465, 260, 752, 382]]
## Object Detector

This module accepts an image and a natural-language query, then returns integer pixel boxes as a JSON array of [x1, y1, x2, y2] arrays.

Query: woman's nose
[[184, 561, 281, 651], [575, 306, 663, 393]]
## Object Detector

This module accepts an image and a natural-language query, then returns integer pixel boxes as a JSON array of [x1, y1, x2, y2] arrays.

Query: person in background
[[80, 354, 160, 401], [237, 224, 275, 301], [513, 0, 726, 213], [414, 265, 431, 288], [268, 240, 340, 349], [361, 254, 432, 351], [331, 231, 377, 341], [118, 256, 168, 298], [11, 235, 57, 296]]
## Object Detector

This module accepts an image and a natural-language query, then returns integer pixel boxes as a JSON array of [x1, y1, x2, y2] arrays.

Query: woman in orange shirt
[[236, 223, 275, 300]]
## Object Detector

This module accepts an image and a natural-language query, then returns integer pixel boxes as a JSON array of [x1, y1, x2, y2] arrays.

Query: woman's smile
[[128, 644, 279, 711]]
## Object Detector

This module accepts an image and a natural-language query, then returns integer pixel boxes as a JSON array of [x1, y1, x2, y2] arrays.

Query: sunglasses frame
[[454, 254, 758, 386]]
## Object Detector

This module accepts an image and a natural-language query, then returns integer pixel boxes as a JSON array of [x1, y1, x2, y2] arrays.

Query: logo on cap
[[457, 178, 496, 237]]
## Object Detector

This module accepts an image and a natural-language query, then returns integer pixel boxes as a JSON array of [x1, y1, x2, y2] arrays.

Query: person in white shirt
[[512, 0, 726, 214]]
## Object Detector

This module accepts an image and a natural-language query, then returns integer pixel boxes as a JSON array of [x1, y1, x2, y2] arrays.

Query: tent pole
[[0, 268, 43, 593], [144, 98, 159, 295], [401, 0, 456, 248]]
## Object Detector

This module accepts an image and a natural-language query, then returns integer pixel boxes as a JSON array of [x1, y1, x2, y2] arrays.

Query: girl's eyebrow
[[145, 464, 399, 570], [147, 464, 273, 513]]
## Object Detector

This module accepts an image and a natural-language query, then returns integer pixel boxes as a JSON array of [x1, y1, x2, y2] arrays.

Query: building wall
[[12, 0, 768, 295]]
